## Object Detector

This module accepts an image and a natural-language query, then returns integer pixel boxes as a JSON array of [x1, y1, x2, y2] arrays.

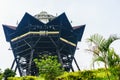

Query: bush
[[8, 76, 37, 80], [3, 68, 16, 80], [8, 77, 23, 80], [56, 70, 95, 80], [109, 65, 120, 80], [56, 72, 80, 80], [23, 76, 37, 80], [0, 69, 3, 80], [34, 55, 64, 80], [7, 68, 119, 80], [80, 70, 95, 79]]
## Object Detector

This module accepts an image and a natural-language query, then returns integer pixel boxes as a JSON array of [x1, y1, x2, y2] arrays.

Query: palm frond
[[86, 34, 106, 55], [87, 34, 105, 47], [107, 48, 120, 67], [86, 34, 120, 69], [104, 35, 119, 51], [92, 56, 105, 65]]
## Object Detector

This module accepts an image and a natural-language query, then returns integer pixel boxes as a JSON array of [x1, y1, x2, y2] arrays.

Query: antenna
[[56, 13, 58, 16], [16, 20, 18, 25]]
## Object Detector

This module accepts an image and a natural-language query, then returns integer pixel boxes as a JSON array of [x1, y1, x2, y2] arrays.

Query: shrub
[[80, 70, 95, 79], [56, 72, 80, 80], [56, 70, 95, 80], [0, 69, 3, 80], [8, 76, 38, 80], [34, 55, 64, 80], [3, 68, 16, 80], [8, 77, 22, 80], [109, 65, 120, 80]]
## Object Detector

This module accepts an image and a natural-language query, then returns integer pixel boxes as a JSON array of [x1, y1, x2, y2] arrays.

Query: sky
[[0, 0, 120, 74]]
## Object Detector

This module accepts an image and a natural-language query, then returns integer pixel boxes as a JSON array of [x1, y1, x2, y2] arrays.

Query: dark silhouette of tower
[[2, 12, 85, 76]]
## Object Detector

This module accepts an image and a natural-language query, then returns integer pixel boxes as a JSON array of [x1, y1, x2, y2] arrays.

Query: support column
[[11, 59, 16, 70], [28, 49, 34, 75], [73, 57, 80, 71], [71, 65, 74, 72]]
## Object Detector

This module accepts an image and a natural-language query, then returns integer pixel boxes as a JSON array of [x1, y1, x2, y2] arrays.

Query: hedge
[[7, 68, 119, 80]]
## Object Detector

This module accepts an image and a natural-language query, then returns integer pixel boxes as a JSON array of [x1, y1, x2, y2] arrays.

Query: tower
[[2, 12, 85, 76]]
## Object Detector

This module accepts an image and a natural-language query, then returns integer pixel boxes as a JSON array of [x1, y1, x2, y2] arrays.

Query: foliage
[[56, 72, 81, 80], [34, 55, 64, 80], [56, 68, 120, 80], [80, 70, 95, 79], [6, 68, 120, 80], [56, 70, 96, 80], [0, 69, 3, 80], [8, 76, 38, 80], [109, 65, 120, 80], [86, 34, 120, 80], [86, 34, 120, 68], [107, 48, 120, 67], [8, 77, 23, 80], [3, 68, 16, 80]]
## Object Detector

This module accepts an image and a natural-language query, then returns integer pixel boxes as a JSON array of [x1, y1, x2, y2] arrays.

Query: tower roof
[[34, 11, 55, 23], [3, 12, 85, 42]]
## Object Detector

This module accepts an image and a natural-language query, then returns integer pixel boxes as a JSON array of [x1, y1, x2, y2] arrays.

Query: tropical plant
[[34, 54, 64, 80], [86, 34, 119, 80]]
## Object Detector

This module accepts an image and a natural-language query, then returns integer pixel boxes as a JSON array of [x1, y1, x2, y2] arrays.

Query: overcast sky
[[0, 0, 120, 73]]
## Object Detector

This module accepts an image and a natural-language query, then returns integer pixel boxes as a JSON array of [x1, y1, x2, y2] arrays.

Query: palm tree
[[86, 34, 119, 80]]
